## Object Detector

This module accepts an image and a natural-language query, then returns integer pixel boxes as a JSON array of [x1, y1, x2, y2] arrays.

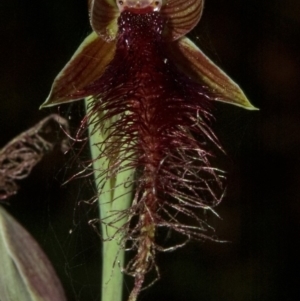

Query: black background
[[1, 0, 300, 300]]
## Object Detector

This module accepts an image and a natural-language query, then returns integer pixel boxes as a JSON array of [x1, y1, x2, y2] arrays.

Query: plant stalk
[[85, 98, 133, 301]]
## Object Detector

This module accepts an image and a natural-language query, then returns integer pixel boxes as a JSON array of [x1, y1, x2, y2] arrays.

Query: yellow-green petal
[[88, 0, 119, 41], [41, 31, 116, 108], [162, 0, 204, 40], [167, 36, 258, 110]]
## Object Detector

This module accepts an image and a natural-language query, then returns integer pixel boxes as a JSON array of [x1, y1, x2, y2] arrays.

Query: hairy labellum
[[86, 10, 222, 224], [41, 0, 256, 299], [83, 10, 223, 296]]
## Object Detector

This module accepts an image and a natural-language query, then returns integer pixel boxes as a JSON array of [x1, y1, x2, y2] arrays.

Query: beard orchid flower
[[41, 0, 257, 300]]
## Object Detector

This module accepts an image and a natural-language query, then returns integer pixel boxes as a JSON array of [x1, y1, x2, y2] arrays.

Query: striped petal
[[161, 0, 204, 40], [88, 0, 119, 41], [167, 37, 258, 110], [41, 31, 116, 108]]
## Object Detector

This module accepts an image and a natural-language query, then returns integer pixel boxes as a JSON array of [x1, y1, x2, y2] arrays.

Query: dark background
[[1, 0, 299, 300]]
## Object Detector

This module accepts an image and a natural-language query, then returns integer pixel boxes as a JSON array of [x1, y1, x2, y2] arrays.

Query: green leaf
[[0, 206, 66, 301]]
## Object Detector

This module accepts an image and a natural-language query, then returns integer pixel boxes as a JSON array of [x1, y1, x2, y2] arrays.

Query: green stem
[[85, 98, 133, 301]]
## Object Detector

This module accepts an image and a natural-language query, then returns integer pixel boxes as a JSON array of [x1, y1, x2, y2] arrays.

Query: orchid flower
[[40, 0, 256, 301]]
